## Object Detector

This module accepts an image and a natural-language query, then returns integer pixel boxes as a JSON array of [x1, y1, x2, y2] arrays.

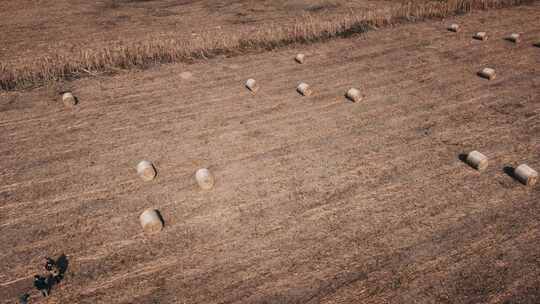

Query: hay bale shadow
[[155, 210, 165, 228], [503, 166, 516, 178], [504, 36, 519, 43]]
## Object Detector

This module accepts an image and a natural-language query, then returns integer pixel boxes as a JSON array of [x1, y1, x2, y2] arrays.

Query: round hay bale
[[346, 88, 362, 102], [296, 83, 312, 96], [466, 151, 488, 171], [473, 32, 488, 41], [137, 160, 157, 181], [195, 168, 215, 190], [245, 79, 259, 93], [295, 54, 305, 64], [478, 68, 496, 80], [514, 164, 538, 186], [448, 24, 459, 32], [507, 33, 520, 43], [62, 92, 77, 107], [139, 209, 163, 234]]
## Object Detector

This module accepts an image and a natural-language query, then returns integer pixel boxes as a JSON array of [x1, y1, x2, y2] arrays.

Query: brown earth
[[0, 0, 424, 67], [1, 3, 540, 304]]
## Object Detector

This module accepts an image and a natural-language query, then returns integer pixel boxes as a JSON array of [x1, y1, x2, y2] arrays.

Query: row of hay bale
[[447, 24, 540, 80], [448, 24, 522, 43], [246, 79, 318, 97], [59, 31, 540, 109], [246, 78, 319, 96], [136, 160, 215, 234], [448, 24, 538, 184], [245, 54, 362, 102], [464, 24, 533, 167], [464, 151, 538, 185], [133, 151, 537, 236]]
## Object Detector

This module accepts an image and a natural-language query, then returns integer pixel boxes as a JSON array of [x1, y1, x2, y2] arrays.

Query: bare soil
[[1, 3, 540, 304]]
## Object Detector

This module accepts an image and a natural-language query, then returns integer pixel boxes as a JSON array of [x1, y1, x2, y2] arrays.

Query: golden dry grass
[[0, 0, 532, 91]]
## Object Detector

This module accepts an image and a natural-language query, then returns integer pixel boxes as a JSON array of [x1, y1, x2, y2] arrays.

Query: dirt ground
[[1, 3, 540, 304], [0, 0, 427, 67]]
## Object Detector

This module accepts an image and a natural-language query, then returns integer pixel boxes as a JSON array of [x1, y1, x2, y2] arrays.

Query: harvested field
[[1, 3, 540, 304], [0, 0, 533, 90]]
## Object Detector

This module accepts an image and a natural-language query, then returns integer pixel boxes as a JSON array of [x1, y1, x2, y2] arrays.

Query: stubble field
[[1, 2, 539, 304]]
